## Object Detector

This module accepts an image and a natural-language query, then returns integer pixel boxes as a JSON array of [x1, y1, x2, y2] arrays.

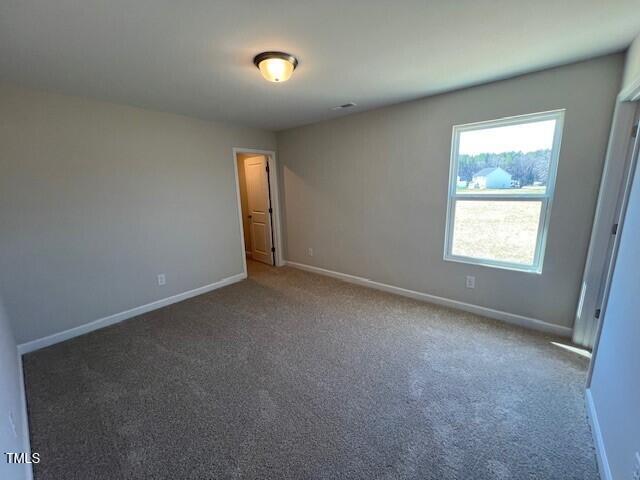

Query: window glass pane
[[456, 119, 556, 195], [451, 200, 542, 266]]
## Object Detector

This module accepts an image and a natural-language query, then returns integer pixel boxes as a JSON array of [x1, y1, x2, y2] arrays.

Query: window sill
[[443, 254, 543, 274]]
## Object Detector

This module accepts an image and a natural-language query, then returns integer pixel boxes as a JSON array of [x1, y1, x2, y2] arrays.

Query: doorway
[[233, 149, 283, 271], [574, 101, 639, 350]]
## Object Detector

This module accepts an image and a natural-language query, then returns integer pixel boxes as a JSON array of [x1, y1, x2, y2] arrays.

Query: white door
[[244, 155, 273, 265]]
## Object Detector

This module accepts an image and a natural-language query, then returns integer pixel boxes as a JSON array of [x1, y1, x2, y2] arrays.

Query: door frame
[[573, 101, 639, 348], [232, 148, 284, 274], [584, 84, 640, 386]]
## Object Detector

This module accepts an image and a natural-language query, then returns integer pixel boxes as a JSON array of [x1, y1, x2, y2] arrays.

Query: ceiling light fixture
[[253, 51, 298, 83]]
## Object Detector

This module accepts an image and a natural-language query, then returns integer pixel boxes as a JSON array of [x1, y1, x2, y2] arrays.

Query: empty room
[[1, 1, 639, 479]]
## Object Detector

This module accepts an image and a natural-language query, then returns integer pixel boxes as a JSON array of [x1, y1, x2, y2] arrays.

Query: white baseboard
[[17, 272, 247, 354], [17, 352, 34, 480], [285, 260, 572, 337], [585, 388, 612, 480]]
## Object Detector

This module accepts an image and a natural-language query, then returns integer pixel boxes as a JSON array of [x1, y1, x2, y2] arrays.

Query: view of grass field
[[451, 200, 542, 265], [456, 186, 547, 195]]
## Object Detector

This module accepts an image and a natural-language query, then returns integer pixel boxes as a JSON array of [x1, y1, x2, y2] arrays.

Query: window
[[444, 110, 564, 273]]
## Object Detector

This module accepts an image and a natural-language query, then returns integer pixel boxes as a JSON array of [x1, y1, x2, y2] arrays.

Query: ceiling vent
[[332, 102, 357, 111]]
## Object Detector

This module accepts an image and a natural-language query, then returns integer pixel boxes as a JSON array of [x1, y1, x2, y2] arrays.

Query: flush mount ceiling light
[[253, 51, 298, 83]]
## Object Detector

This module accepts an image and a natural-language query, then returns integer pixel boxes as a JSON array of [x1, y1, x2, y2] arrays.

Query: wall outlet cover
[[157, 274, 166, 286], [307, 248, 314, 257], [466, 275, 476, 289]]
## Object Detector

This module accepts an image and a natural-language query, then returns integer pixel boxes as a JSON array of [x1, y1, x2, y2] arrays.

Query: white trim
[[232, 151, 249, 277], [575, 100, 638, 350], [585, 388, 612, 480], [232, 148, 284, 267], [586, 101, 640, 384], [443, 109, 565, 274], [286, 260, 571, 337], [17, 353, 34, 480], [17, 273, 246, 354], [619, 75, 640, 102]]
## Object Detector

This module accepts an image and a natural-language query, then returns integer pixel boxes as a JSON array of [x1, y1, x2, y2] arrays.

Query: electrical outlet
[[8, 412, 17, 438], [633, 451, 640, 480], [157, 274, 166, 286], [307, 247, 314, 257], [466, 275, 475, 289]]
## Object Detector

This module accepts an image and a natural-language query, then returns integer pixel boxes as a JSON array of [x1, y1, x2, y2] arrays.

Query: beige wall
[[277, 54, 623, 329], [622, 33, 640, 93], [0, 84, 276, 343]]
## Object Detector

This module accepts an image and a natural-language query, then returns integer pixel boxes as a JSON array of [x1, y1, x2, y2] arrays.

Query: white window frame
[[444, 109, 565, 274]]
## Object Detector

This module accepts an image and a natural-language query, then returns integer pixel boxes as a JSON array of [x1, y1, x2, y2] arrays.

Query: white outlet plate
[[307, 248, 314, 257], [157, 274, 166, 286], [466, 275, 475, 289]]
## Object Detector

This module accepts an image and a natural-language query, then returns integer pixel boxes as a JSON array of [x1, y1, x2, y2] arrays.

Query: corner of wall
[[620, 33, 640, 98], [16, 353, 34, 480], [585, 388, 613, 480], [0, 298, 33, 480]]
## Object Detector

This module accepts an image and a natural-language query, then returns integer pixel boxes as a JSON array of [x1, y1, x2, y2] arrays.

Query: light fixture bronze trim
[[253, 51, 299, 70]]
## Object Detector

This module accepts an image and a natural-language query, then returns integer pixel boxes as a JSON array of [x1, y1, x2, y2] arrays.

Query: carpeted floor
[[24, 260, 598, 479]]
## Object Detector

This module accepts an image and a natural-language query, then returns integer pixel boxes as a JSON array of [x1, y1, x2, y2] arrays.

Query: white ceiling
[[1, 0, 639, 131]]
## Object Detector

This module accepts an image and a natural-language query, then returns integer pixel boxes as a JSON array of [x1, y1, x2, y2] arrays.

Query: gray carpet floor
[[24, 260, 598, 479]]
